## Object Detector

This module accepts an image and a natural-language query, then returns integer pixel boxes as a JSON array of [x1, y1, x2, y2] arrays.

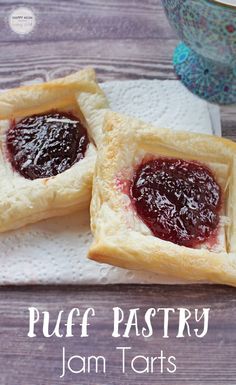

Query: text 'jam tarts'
[[0, 68, 108, 232], [89, 112, 236, 287]]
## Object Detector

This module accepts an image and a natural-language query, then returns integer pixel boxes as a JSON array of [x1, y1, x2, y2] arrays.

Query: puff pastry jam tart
[[130, 158, 221, 248], [89, 112, 236, 287], [0, 68, 109, 232], [7, 111, 89, 180]]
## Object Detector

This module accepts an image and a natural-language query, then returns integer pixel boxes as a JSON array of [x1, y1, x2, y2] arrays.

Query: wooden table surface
[[0, 1, 236, 384]]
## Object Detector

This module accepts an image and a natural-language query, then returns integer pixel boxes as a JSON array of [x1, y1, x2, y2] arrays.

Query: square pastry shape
[[89, 112, 236, 287], [0, 68, 108, 232]]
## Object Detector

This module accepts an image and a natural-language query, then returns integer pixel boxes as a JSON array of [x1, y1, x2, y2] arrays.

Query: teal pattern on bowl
[[162, 0, 236, 104]]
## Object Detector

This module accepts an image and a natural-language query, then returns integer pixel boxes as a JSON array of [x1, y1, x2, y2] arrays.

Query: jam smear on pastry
[[130, 158, 221, 248], [7, 111, 89, 180]]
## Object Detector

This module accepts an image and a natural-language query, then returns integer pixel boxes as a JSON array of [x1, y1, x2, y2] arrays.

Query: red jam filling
[[130, 158, 221, 248], [6, 111, 89, 180]]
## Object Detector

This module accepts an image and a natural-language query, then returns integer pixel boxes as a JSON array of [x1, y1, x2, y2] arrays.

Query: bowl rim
[[206, 0, 236, 9]]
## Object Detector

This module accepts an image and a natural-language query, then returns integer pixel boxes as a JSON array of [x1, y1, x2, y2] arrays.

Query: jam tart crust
[[0, 68, 108, 232], [89, 112, 236, 287]]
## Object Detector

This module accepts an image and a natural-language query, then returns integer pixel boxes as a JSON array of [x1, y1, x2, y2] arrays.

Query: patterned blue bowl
[[162, 0, 236, 104]]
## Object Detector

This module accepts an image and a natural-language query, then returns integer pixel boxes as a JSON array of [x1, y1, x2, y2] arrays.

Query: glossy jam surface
[[130, 158, 221, 247], [7, 111, 89, 180]]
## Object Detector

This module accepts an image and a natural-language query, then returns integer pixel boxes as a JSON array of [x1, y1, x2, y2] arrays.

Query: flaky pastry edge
[[0, 67, 109, 232], [89, 112, 236, 287]]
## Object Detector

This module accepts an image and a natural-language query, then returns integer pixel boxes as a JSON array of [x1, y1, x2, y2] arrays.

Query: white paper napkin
[[0, 80, 221, 285]]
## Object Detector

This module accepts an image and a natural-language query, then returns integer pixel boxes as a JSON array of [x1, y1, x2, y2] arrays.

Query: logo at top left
[[9, 7, 36, 35]]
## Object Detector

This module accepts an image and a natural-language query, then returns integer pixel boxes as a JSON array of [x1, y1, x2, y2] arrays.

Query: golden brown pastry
[[0, 68, 108, 232], [89, 111, 236, 287]]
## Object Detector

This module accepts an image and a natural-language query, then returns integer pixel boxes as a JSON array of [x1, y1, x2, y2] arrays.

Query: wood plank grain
[[0, 39, 176, 86], [0, 1, 174, 42], [0, 284, 236, 385]]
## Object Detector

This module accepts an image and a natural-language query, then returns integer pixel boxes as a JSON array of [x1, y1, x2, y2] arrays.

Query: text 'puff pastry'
[[89, 112, 236, 287], [0, 67, 108, 232]]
